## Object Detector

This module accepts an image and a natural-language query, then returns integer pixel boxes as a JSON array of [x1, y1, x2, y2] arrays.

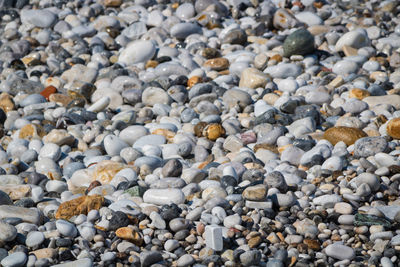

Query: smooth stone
[[325, 243, 355, 260], [140, 251, 163, 267], [351, 173, 380, 191], [239, 68, 270, 89], [142, 87, 171, 106], [0, 252, 27, 267], [56, 220, 77, 238], [387, 118, 400, 139], [26, 231, 45, 247], [21, 9, 57, 28], [205, 224, 223, 251], [176, 3, 195, 20], [118, 40, 156, 65], [332, 60, 359, 75], [363, 95, 400, 110], [164, 239, 180, 252], [119, 125, 149, 146], [170, 23, 202, 39], [222, 89, 252, 109], [133, 135, 166, 150], [313, 195, 342, 207], [283, 28, 315, 57], [177, 254, 195, 267], [51, 258, 93, 267], [0, 221, 17, 242], [335, 30, 370, 51], [264, 63, 302, 78], [103, 135, 129, 156], [354, 137, 388, 158], [323, 126, 367, 146], [295, 12, 323, 26], [143, 188, 185, 205], [281, 146, 304, 166], [0, 206, 42, 224]]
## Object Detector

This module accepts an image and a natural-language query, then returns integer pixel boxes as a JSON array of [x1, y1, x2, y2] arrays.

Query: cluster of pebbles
[[1, 0, 400, 266]]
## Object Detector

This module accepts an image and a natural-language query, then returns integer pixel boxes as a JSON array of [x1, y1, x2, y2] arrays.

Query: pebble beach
[[0, 0, 400, 266]]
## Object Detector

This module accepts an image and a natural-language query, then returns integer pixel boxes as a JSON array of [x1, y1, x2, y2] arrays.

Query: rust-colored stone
[[387, 118, 400, 139], [55, 195, 104, 219], [304, 239, 321, 250], [40, 85, 57, 100], [187, 76, 202, 88], [323, 126, 367, 146], [115, 227, 143, 246], [152, 128, 175, 142]]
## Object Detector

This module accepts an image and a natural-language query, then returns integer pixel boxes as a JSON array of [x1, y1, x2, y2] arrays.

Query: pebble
[[325, 243, 355, 260]]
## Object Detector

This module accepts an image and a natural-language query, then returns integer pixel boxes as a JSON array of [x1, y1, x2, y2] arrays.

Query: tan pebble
[[116, 227, 143, 246], [323, 126, 367, 146], [342, 45, 358, 57], [349, 88, 370, 100], [31, 248, 57, 259], [104, 0, 122, 7], [202, 123, 225, 141], [19, 124, 45, 140], [327, 76, 344, 90], [49, 93, 73, 107], [0, 93, 15, 113], [145, 60, 158, 69], [92, 160, 125, 184], [239, 68, 270, 89], [263, 93, 280, 105]]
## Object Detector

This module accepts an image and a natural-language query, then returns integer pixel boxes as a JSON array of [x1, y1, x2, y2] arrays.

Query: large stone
[[55, 195, 104, 219], [0, 205, 42, 224], [323, 126, 367, 146], [363, 95, 400, 110], [283, 28, 315, 57], [0, 185, 31, 200], [118, 40, 156, 65]]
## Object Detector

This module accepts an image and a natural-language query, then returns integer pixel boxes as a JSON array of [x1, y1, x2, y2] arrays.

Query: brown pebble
[[323, 126, 367, 146], [87, 180, 102, 193], [203, 57, 230, 71], [55, 195, 104, 219], [387, 118, 400, 139], [194, 122, 208, 137]]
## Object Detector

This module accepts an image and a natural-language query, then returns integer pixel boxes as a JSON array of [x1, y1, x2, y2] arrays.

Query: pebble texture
[[0, 0, 398, 266]]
